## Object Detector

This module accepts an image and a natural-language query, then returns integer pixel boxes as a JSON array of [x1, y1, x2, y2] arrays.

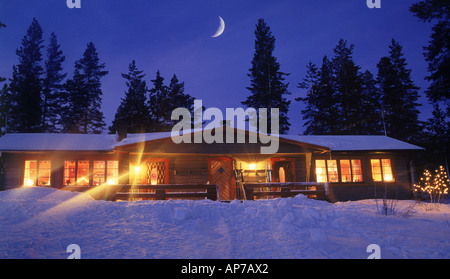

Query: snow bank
[[0, 187, 449, 259]]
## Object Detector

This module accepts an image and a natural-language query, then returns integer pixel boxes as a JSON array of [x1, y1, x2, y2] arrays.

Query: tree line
[[0, 18, 197, 136], [0, 0, 448, 167]]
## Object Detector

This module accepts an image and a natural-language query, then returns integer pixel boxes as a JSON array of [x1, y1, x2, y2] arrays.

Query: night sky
[[0, 0, 434, 134]]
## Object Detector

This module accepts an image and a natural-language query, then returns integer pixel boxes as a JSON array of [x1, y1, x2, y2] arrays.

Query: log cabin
[[0, 128, 423, 202]]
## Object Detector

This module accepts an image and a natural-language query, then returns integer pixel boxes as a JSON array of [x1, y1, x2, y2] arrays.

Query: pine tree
[[8, 18, 44, 133], [376, 39, 422, 142], [148, 70, 169, 132], [422, 104, 449, 167], [110, 60, 150, 134], [299, 39, 383, 135], [359, 70, 384, 135], [0, 84, 10, 136], [410, 0, 450, 116], [42, 32, 67, 133], [166, 74, 195, 128], [63, 42, 108, 134], [242, 18, 291, 134], [331, 39, 370, 135], [297, 57, 339, 135]]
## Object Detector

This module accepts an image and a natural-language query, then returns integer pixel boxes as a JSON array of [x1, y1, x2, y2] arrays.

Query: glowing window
[[64, 161, 76, 185], [24, 160, 51, 186], [340, 160, 351, 183], [315, 160, 327, 182], [327, 160, 338, 183], [371, 159, 394, 182], [74, 161, 89, 186], [382, 159, 394, 182], [107, 161, 119, 185], [93, 161, 106, 186], [351, 160, 363, 182]]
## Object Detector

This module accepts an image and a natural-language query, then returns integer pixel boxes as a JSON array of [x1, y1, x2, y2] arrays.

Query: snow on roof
[[0, 133, 117, 151], [0, 132, 424, 152], [280, 135, 424, 151]]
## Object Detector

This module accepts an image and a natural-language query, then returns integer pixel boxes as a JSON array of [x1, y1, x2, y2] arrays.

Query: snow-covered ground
[[0, 187, 449, 259]]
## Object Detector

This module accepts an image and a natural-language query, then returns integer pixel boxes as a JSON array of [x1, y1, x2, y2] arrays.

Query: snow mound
[[0, 187, 449, 259]]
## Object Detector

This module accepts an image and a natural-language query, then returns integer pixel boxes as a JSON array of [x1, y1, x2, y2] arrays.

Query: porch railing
[[243, 182, 329, 200], [111, 184, 219, 201]]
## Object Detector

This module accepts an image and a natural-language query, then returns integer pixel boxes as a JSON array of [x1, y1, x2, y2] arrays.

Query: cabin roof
[[0, 133, 117, 151], [0, 132, 424, 152]]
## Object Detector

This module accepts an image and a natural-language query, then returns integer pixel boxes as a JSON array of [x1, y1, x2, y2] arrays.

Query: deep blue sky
[[0, 0, 434, 134]]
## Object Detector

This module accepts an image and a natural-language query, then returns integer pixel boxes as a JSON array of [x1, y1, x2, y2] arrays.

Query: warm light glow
[[249, 163, 256, 170], [107, 179, 114, 185], [134, 166, 142, 173], [26, 179, 34, 186]]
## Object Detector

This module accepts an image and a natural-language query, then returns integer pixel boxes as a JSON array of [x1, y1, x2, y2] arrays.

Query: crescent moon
[[212, 16, 225, 38]]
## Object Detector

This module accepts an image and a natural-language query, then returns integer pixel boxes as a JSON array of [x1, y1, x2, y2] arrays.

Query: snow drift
[[0, 187, 449, 259]]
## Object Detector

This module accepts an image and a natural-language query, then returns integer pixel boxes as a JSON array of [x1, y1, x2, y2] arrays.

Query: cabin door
[[208, 158, 234, 201]]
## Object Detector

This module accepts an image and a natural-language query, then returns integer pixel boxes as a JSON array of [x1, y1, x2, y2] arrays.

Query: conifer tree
[[62, 42, 108, 134], [376, 39, 422, 142], [147, 71, 196, 132], [297, 57, 338, 135], [42, 32, 67, 133], [242, 18, 291, 134], [331, 39, 368, 135], [298, 40, 383, 135], [148, 70, 169, 132], [8, 18, 44, 133], [0, 84, 10, 136], [410, 0, 450, 116], [422, 104, 449, 168], [110, 60, 150, 134], [166, 74, 195, 128]]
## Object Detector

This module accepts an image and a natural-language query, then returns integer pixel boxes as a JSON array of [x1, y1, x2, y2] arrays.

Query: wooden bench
[[243, 182, 328, 200]]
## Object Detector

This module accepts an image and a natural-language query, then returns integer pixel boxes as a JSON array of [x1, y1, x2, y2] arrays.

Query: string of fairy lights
[[414, 166, 449, 202]]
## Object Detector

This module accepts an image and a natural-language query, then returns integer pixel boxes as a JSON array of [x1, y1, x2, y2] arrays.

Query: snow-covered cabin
[[0, 128, 423, 202]]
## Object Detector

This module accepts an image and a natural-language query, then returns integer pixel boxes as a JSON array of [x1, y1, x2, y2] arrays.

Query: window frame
[[64, 159, 119, 187], [314, 158, 365, 183], [370, 158, 395, 183], [24, 160, 52, 187]]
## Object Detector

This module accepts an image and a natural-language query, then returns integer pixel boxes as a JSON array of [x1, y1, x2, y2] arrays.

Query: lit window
[[371, 159, 394, 182], [382, 159, 394, 182], [315, 160, 327, 182], [77, 161, 90, 186], [327, 160, 338, 182], [316, 159, 364, 183], [351, 160, 363, 182], [24, 160, 51, 186], [64, 161, 76, 185], [93, 161, 106, 186], [340, 160, 351, 183], [371, 159, 383, 182], [107, 161, 119, 185]]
